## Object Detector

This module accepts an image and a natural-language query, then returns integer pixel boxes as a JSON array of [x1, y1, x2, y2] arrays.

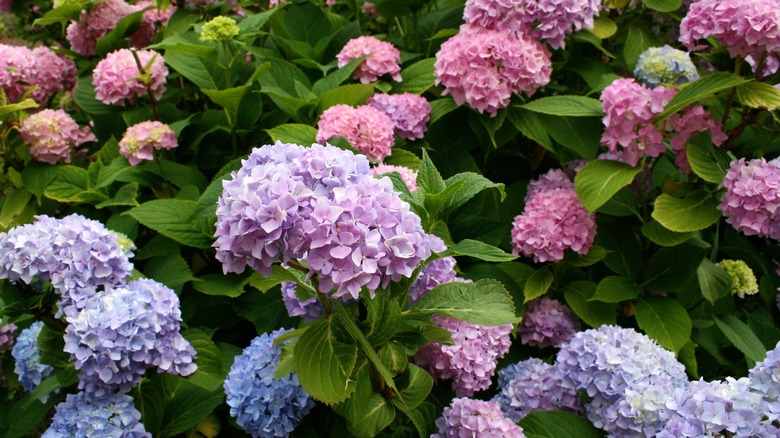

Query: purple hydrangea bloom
[[525, 169, 575, 203], [408, 254, 457, 304], [719, 158, 780, 240], [518, 297, 580, 348], [42, 391, 150, 437], [749, 340, 780, 423], [224, 328, 315, 437], [432, 397, 526, 437], [63, 278, 197, 396], [555, 325, 689, 436], [492, 358, 581, 421], [11, 321, 54, 398], [214, 142, 442, 301], [366, 92, 431, 141], [281, 282, 323, 322], [0, 318, 17, 352]]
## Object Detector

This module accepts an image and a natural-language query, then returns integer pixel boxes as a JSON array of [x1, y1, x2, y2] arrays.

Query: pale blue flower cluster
[[634, 45, 699, 88], [224, 328, 314, 437], [492, 358, 580, 421], [750, 341, 780, 424], [42, 391, 150, 437], [10, 321, 54, 398]]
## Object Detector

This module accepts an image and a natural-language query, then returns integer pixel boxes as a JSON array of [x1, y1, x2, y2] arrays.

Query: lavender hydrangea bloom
[[555, 325, 689, 436], [42, 392, 150, 437], [281, 282, 323, 321], [224, 328, 315, 437], [492, 358, 580, 421], [63, 278, 197, 396], [518, 298, 580, 348], [408, 254, 457, 304], [0, 318, 18, 352], [432, 397, 526, 437], [11, 322, 54, 397], [719, 158, 780, 240], [525, 169, 574, 202], [634, 45, 700, 88], [749, 340, 780, 422], [366, 92, 431, 141]]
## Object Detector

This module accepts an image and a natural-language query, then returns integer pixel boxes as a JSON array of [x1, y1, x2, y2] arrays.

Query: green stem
[[721, 57, 743, 127], [130, 49, 162, 121]]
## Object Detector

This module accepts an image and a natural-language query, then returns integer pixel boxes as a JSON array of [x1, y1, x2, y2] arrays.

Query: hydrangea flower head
[[92, 48, 167, 105], [30, 47, 78, 104], [11, 321, 54, 397], [20, 109, 82, 165], [525, 168, 574, 202], [224, 328, 315, 437], [511, 188, 596, 263], [664, 105, 727, 173], [634, 45, 699, 88], [366, 93, 431, 141], [316, 104, 395, 161], [66, 0, 139, 56], [131, 1, 176, 48], [200, 16, 240, 42], [42, 392, 150, 437], [336, 36, 401, 83], [119, 120, 177, 165], [63, 278, 197, 396], [717, 259, 759, 298], [518, 297, 580, 348], [0, 44, 37, 103], [281, 282, 323, 322], [371, 164, 418, 192], [435, 25, 552, 116], [0, 318, 17, 352], [408, 254, 457, 304], [492, 358, 580, 421], [719, 158, 780, 240], [432, 397, 526, 437], [749, 340, 780, 422]]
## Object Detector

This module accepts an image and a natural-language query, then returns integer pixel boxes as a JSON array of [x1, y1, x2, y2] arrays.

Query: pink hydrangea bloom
[[371, 164, 418, 191], [119, 121, 177, 165], [680, 0, 780, 59], [316, 104, 395, 161], [20, 109, 84, 165], [361, 2, 381, 18], [719, 158, 780, 240], [66, 0, 139, 56], [0, 318, 17, 352], [130, 1, 176, 48], [336, 36, 401, 83], [518, 297, 581, 348], [463, 0, 530, 33], [31, 47, 77, 105], [0, 0, 11, 13], [435, 25, 552, 117], [526, 168, 574, 202], [599, 78, 677, 167], [367, 93, 431, 141], [511, 188, 597, 263], [665, 106, 727, 173], [432, 398, 526, 438], [92, 49, 168, 105], [0, 44, 36, 103]]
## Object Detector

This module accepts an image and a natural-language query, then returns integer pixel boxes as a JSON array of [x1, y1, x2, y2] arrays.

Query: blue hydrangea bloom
[[634, 45, 699, 88], [224, 328, 314, 437], [11, 321, 54, 399], [749, 340, 780, 423], [42, 391, 150, 437], [492, 358, 580, 421]]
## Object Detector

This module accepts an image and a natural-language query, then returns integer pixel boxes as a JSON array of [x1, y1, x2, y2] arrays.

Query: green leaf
[[393, 58, 436, 94], [3, 394, 57, 438], [521, 96, 604, 117], [0, 188, 31, 229], [541, 115, 601, 158], [363, 297, 401, 346], [392, 364, 433, 410], [412, 279, 520, 325], [686, 135, 730, 183], [312, 58, 364, 94], [591, 16, 618, 39], [417, 149, 445, 193], [424, 172, 505, 220], [641, 220, 695, 247], [564, 245, 607, 267], [521, 410, 604, 438], [95, 9, 146, 56], [642, 0, 681, 12], [524, 267, 554, 303], [713, 314, 768, 362], [678, 340, 699, 378], [642, 244, 706, 291], [182, 329, 228, 392], [652, 190, 721, 232], [429, 98, 459, 125], [591, 276, 642, 303], [598, 187, 642, 217], [21, 161, 59, 201], [144, 253, 194, 292], [125, 199, 213, 248], [624, 25, 658, 70], [193, 273, 249, 298], [150, 34, 218, 59], [247, 265, 300, 293], [44, 166, 108, 204], [158, 380, 224, 437], [0, 98, 38, 117], [293, 318, 358, 405], [74, 75, 116, 115], [395, 401, 436, 438], [439, 239, 516, 262], [333, 364, 394, 437], [96, 183, 140, 209], [736, 81, 780, 110], [507, 107, 554, 151], [575, 160, 642, 212], [164, 50, 225, 90], [318, 83, 375, 113], [697, 258, 733, 304], [656, 72, 750, 121], [201, 86, 249, 126], [635, 296, 692, 352], [564, 281, 617, 327], [266, 123, 318, 145], [384, 149, 422, 170], [32, 2, 83, 26]]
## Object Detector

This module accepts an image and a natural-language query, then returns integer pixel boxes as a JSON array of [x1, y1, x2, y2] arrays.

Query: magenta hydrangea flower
[[664, 106, 727, 173], [367, 93, 431, 141], [525, 168, 574, 202], [435, 24, 552, 117], [511, 188, 596, 263], [66, 0, 140, 56], [316, 104, 395, 161], [680, 0, 780, 59], [371, 164, 418, 192], [336, 36, 401, 83], [432, 397, 526, 438], [119, 121, 177, 165], [518, 297, 580, 348], [492, 358, 581, 421], [20, 109, 84, 165], [92, 49, 167, 105], [719, 158, 780, 240]]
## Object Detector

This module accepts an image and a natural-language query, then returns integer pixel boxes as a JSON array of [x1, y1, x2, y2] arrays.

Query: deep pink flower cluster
[[336, 36, 402, 83], [367, 93, 431, 141], [665, 106, 727, 173], [432, 398, 526, 438], [511, 188, 596, 263], [719, 158, 780, 240], [214, 142, 443, 300], [92, 49, 168, 106], [517, 297, 581, 348], [20, 109, 94, 165], [680, 0, 780, 59], [66, 0, 139, 56], [0, 44, 76, 105], [119, 121, 178, 165], [316, 104, 395, 161], [599, 78, 676, 167], [371, 164, 418, 192], [131, 1, 176, 48], [435, 25, 552, 116]]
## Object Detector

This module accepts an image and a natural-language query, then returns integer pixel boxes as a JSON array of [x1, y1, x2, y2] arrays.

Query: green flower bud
[[200, 16, 240, 43], [718, 259, 759, 298], [109, 230, 137, 253]]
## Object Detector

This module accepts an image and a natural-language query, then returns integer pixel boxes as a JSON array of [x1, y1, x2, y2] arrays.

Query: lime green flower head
[[718, 259, 759, 298], [200, 16, 240, 43]]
